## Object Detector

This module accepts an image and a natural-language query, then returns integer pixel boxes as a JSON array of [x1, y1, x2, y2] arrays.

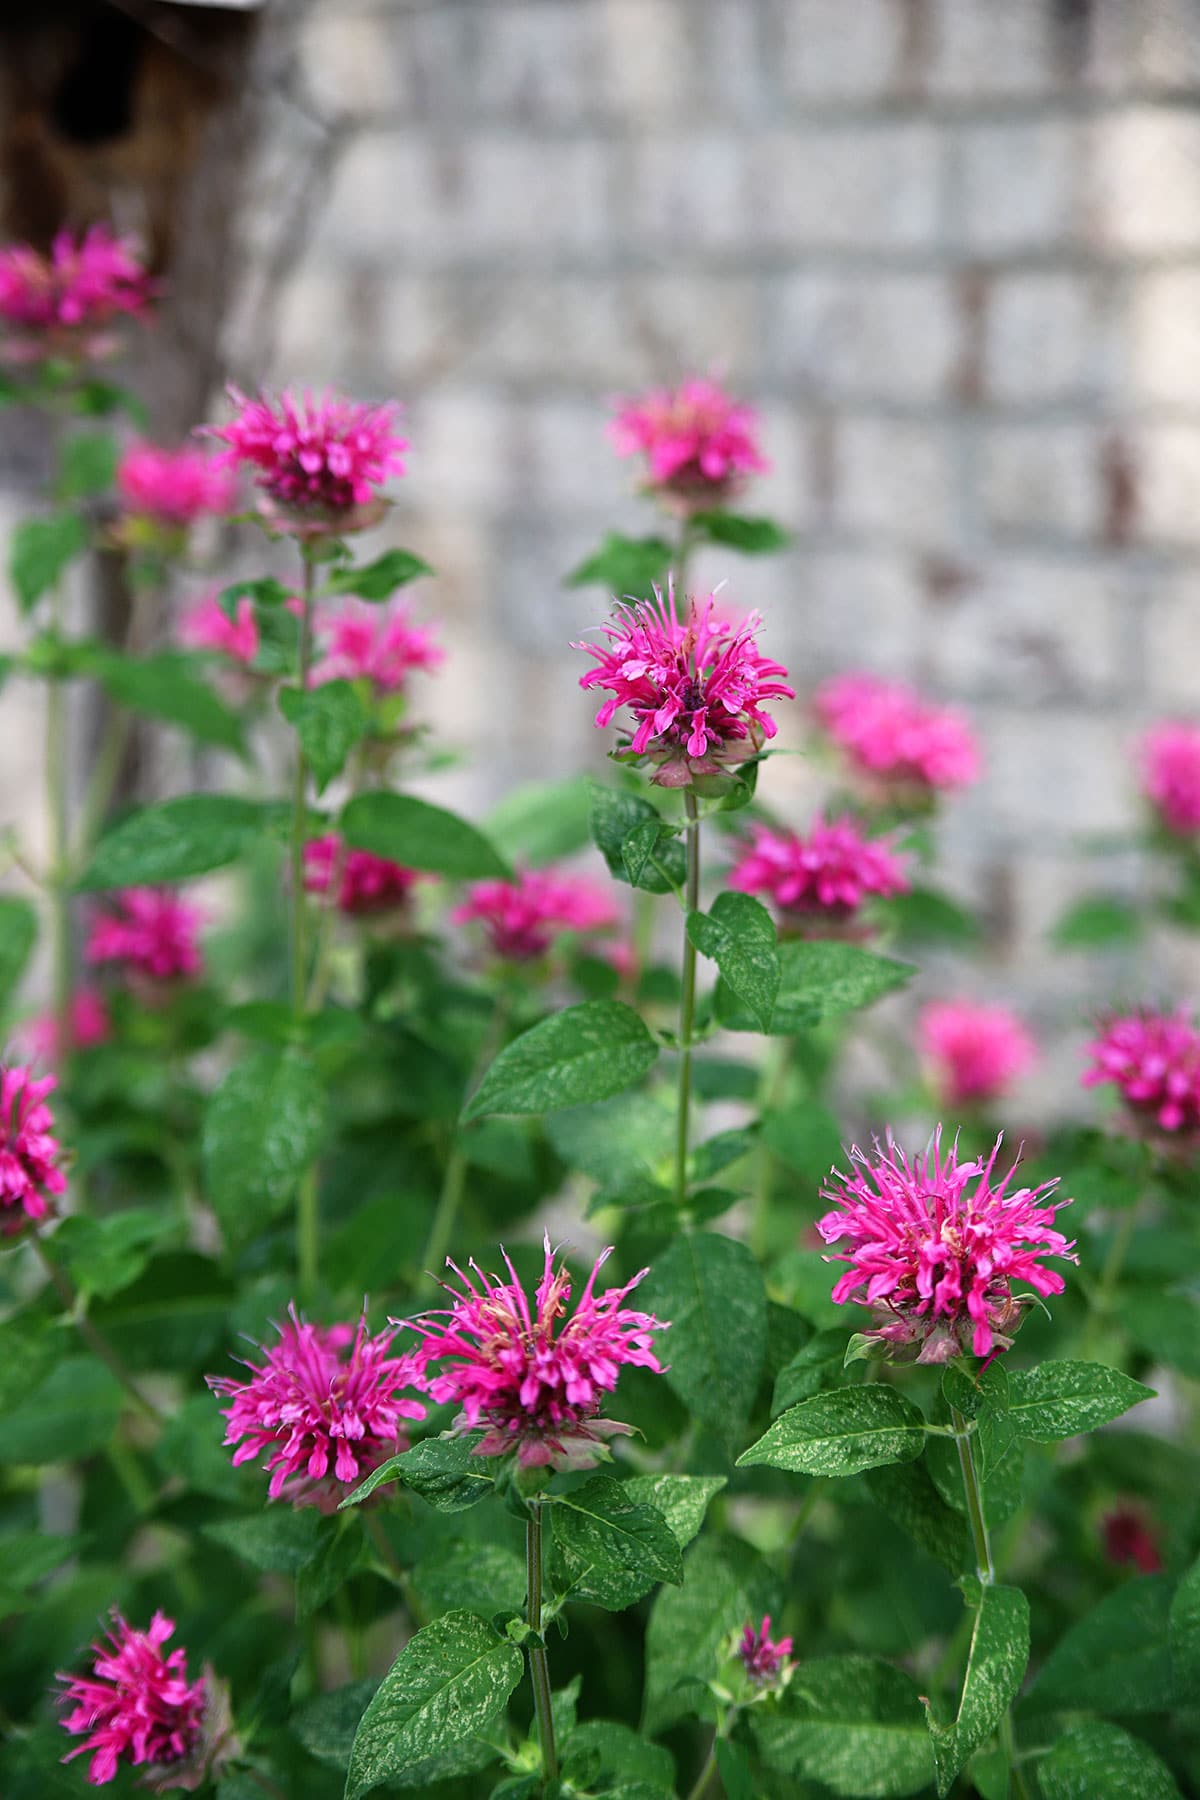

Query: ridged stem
[[525, 1501, 558, 1788], [673, 789, 701, 1210]]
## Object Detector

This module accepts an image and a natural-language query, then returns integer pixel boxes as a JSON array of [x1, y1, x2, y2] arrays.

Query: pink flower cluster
[[19, 988, 111, 1064], [313, 598, 443, 695], [206, 387, 407, 529], [180, 591, 260, 667], [609, 377, 768, 506], [736, 1615, 794, 1686], [208, 1308, 426, 1507], [1139, 722, 1200, 835], [405, 1235, 668, 1471], [0, 225, 153, 361], [729, 815, 909, 929], [815, 673, 981, 797], [818, 1131, 1075, 1363], [1082, 1009, 1200, 1136], [57, 1611, 206, 1787], [577, 585, 794, 787], [917, 999, 1037, 1108], [118, 442, 235, 529], [86, 889, 204, 985], [0, 1063, 67, 1236], [452, 868, 618, 961], [1102, 1503, 1163, 1575], [303, 834, 419, 916]]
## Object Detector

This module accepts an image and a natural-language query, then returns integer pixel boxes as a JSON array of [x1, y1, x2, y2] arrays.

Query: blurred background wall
[[6, 0, 1200, 1116]]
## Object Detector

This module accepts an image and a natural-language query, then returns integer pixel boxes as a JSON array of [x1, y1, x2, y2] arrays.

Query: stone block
[[984, 272, 1112, 405], [772, 0, 906, 99], [766, 273, 961, 404], [980, 423, 1099, 540], [958, 120, 1081, 254], [1145, 567, 1200, 705], [1133, 424, 1200, 545], [927, 0, 1056, 97], [1090, 109, 1200, 255], [753, 124, 942, 251], [1129, 266, 1200, 406], [831, 417, 956, 544], [625, 134, 752, 252]]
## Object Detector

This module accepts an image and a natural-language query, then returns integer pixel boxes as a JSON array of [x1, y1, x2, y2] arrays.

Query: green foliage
[[202, 1048, 328, 1242], [566, 532, 673, 597], [717, 937, 913, 1032], [690, 509, 790, 553], [642, 1233, 767, 1448], [1028, 1577, 1177, 1716], [488, 775, 594, 866], [928, 1586, 1029, 1796], [279, 679, 369, 793], [0, 894, 37, 1010], [77, 793, 268, 887], [82, 644, 246, 753], [1005, 1360, 1153, 1441], [10, 512, 87, 612], [463, 1001, 659, 1119], [1051, 893, 1145, 949], [1037, 1721, 1183, 1799], [739, 1386, 927, 1478], [326, 548, 433, 600], [551, 1477, 683, 1609], [687, 891, 780, 1031], [590, 783, 685, 893], [754, 1655, 934, 1797], [341, 791, 510, 878]]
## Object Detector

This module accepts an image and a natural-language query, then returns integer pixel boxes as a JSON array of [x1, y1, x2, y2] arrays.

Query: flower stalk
[[45, 580, 73, 1058], [290, 552, 320, 1298], [673, 788, 701, 1210], [524, 1500, 558, 1789], [32, 1231, 162, 1424]]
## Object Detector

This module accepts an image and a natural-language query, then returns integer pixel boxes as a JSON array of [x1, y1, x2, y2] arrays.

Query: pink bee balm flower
[[608, 376, 768, 507], [815, 673, 981, 796], [403, 1234, 669, 1471], [576, 583, 794, 787], [179, 590, 260, 667], [1082, 1009, 1200, 1136], [729, 815, 909, 929], [205, 387, 407, 533], [302, 834, 420, 916], [818, 1131, 1075, 1364], [1102, 1503, 1163, 1575], [918, 1000, 1037, 1108], [57, 1611, 207, 1787], [117, 442, 236, 528], [1139, 722, 1200, 835], [207, 1307, 426, 1508], [18, 988, 112, 1064], [736, 1615, 794, 1686], [0, 1063, 67, 1235], [312, 598, 442, 695], [452, 867, 619, 961], [85, 888, 204, 985], [0, 225, 154, 363]]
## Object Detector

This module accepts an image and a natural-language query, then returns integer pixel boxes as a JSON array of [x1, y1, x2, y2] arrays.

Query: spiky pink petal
[[17, 989, 111, 1064], [1082, 1009, 1200, 1135], [312, 599, 442, 695], [178, 590, 260, 667], [0, 226, 154, 363], [729, 815, 909, 925], [85, 889, 204, 985], [303, 834, 419, 916], [918, 1000, 1037, 1108], [452, 867, 618, 961], [57, 1611, 206, 1787], [1140, 722, 1200, 836], [204, 387, 406, 528], [608, 377, 767, 506], [736, 1615, 793, 1685], [815, 673, 981, 795], [118, 443, 235, 527], [0, 1063, 67, 1235]]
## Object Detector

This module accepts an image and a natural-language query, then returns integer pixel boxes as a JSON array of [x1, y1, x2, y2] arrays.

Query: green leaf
[[885, 885, 980, 946], [280, 680, 368, 794], [566, 532, 673, 597], [621, 1474, 726, 1551], [326, 549, 432, 601], [341, 1434, 495, 1513], [203, 1509, 324, 1575], [77, 794, 266, 889], [1170, 1553, 1200, 1697], [53, 1208, 175, 1302], [865, 1460, 971, 1575], [341, 791, 509, 879], [772, 1327, 850, 1412], [715, 1740, 756, 1800], [589, 784, 685, 894], [488, 775, 594, 866], [1027, 1576, 1174, 1715], [1005, 1361, 1153, 1442], [1117, 1291, 1200, 1377], [928, 1585, 1029, 1798], [202, 1048, 327, 1243], [564, 1721, 676, 1794], [58, 431, 118, 498], [644, 1535, 777, 1733], [551, 1476, 683, 1610], [463, 1000, 658, 1120], [82, 646, 245, 753], [344, 1610, 521, 1799], [642, 1234, 767, 1448], [691, 510, 790, 554], [0, 1357, 122, 1463], [10, 513, 87, 613], [298, 1522, 369, 1619], [717, 937, 913, 1034], [0, 895, 37, 1009], [754, 1655, 934, 1798], [687, 892, 780, 1032], [738, 1386, 926, 1478], [1038, 1721, 1182, 1800], [1052, 894, 1144, 950], [294, 1678, 379, 1768], [411, 1542, 526, 1620]]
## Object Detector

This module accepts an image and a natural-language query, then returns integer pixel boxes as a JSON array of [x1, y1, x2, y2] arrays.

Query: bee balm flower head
[[18, 988, 111, 1064], [452, 867, 618, 961], [1082, 1009, 1200, 1137], [815, 673, 981, 800], [302, 834, 420, 916], [918, 1000, 1037, 1108], [117, 442, 236, 534], [57, 1611, 208, 1788], [204, 387, 407, 536], [818, 1131, 1075, 1364], [1139, 722, 1200, 836], [403, 1234, 668, 1471], [729, 815, 909, 936], [0, 225, 154, 364], [0, 1063, 67, 1235], [207, 1307, 426, 1509], [735, 1615, 794, 1687], [608, 376, 767, 509], [313, 598, 442, 695], [85, 888, 204, 985], [576, 583, 794, 787], [179, 590, 260, 667]]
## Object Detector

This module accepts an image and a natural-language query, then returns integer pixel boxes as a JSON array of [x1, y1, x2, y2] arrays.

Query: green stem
[[419, 993, 511, 1290], [292, 554, 319, 1298], [684, 1735, 719, 1800], [32, 1232, 163, 1424], [950, 1407, 1030, 1800], [1080, 1196, 1142, 1360], [673, 790, 701, 1211], [45, 582, 72, 1058], [750, 1037, 791, 1259], [525, 1502, 558, 1789]]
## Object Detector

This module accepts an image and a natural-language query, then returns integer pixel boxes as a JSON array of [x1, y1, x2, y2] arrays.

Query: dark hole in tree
[[51, 9, 147, 146]]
